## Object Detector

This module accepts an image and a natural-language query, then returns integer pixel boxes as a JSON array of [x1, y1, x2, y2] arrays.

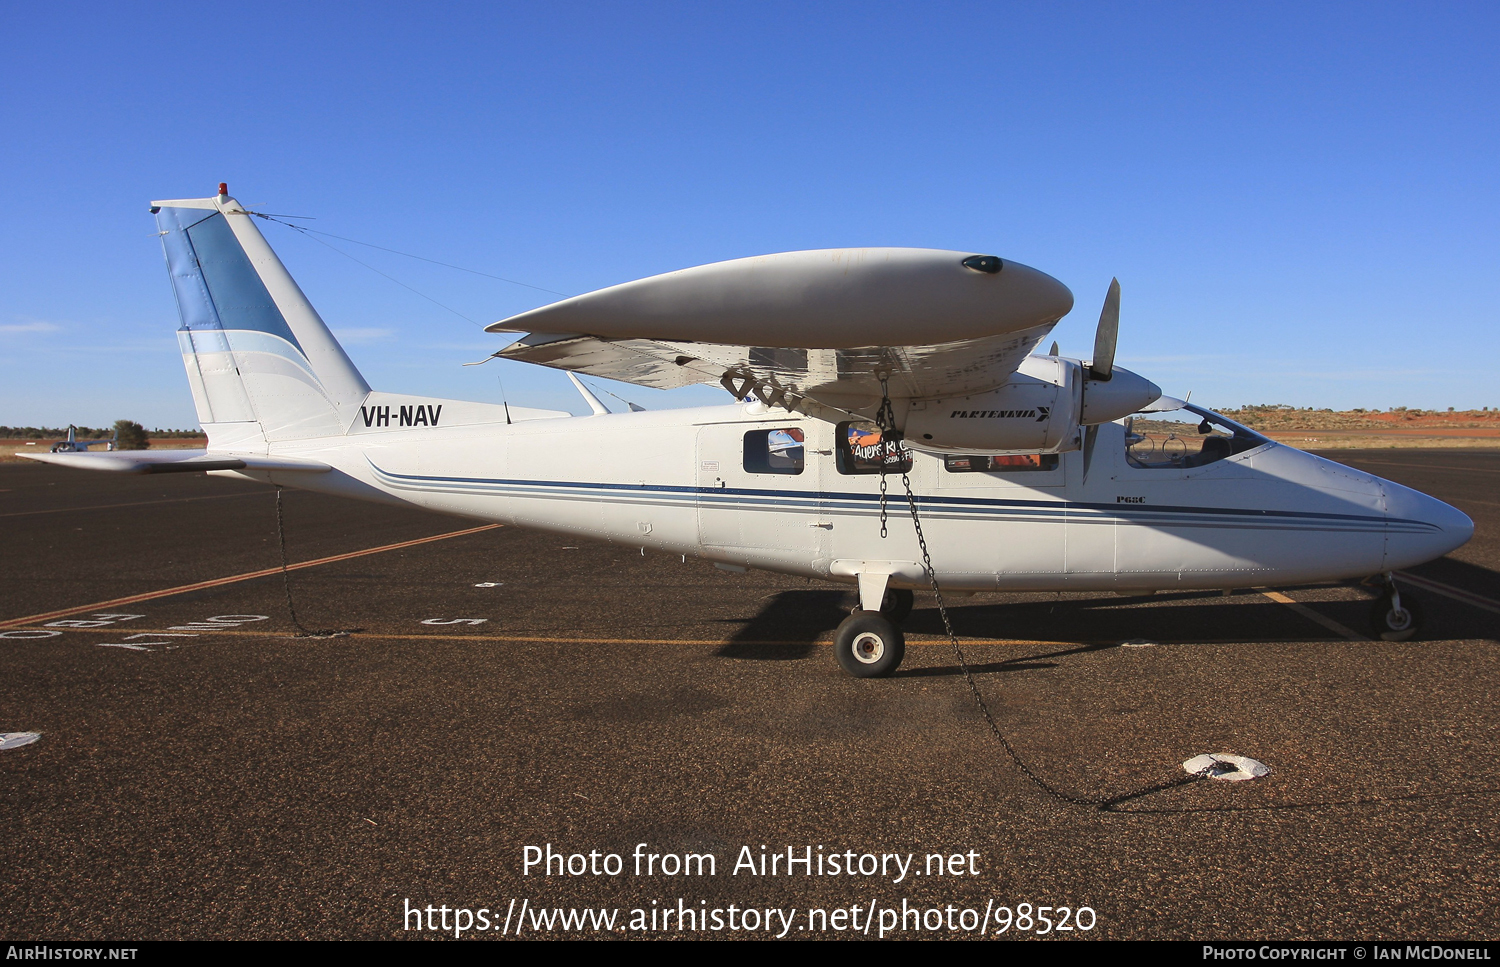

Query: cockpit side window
[[1123, 405, 1268, 470], [744, 427, 805, 474], [943, 453, 1059, 473]]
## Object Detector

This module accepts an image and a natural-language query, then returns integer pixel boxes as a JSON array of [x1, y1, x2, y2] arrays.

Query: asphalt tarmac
[[1, 449, 1496, 940]]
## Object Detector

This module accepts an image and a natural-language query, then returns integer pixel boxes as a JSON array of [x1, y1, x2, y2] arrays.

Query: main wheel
[[834, 612, 906, 678], [880, 587, 915, 624], [1371, 591, 1423, 641]]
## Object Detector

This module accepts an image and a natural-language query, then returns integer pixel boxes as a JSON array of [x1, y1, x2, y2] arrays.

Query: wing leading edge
[[489, 248, 1074, 418]]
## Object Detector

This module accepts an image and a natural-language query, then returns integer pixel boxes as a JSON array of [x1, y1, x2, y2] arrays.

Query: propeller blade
[[1081, 424, 1100, 483], [1091, 278, 1120, 380]]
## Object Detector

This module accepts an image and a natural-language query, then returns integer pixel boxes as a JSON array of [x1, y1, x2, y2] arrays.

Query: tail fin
[[152, 186, 370, 448]]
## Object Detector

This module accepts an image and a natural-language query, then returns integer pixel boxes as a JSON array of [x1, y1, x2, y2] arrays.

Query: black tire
[[1371, 591, 1423, 642], [881, 587, 915, 624], [834, 612, 906, 678]]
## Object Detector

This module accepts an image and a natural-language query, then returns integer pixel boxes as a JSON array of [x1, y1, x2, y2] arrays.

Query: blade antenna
[[497, 376, 512, 425]]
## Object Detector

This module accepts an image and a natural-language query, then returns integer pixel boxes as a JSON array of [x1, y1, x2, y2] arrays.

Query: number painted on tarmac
[[94, 632, 187, 652], [44, 612, 145, 629], [420, 618, 489, 625], [168, 614, 270, 631], [0, 630, 63, 639]]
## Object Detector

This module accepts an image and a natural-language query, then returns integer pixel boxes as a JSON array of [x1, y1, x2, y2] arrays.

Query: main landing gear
[[832, 582, 914, 678], [1371, 572, 1423, 642], [878, 587, 915, 623]]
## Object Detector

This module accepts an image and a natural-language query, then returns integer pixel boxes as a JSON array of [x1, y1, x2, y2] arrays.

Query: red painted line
[[0, 524, 503, 629]]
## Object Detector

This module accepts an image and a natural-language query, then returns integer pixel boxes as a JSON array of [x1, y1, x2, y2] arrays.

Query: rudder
[[152, 185, 371, 448]]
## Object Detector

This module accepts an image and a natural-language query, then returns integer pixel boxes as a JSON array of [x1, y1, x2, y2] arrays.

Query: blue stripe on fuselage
[[365, 461, 1429, 533]]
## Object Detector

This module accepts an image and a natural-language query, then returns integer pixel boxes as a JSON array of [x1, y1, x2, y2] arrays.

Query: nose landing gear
[[1371, 573, 1423, 641]]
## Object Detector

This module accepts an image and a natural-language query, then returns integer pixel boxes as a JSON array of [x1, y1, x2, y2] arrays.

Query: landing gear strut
[[835, 571, 910, 677], [877, 587, 914, 624], [1371, 573, 1423, 641]]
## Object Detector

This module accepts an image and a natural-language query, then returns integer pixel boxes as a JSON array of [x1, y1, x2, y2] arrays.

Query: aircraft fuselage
[[226, 400, 1473, 595]]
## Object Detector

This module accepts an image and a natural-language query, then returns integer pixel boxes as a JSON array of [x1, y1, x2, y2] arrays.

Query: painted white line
[[1336, 459, 1500, 475], [1396, 571, 1500, 616]]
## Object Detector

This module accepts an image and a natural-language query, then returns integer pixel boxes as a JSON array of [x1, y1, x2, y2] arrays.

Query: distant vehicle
[[26, 185, 1474, 676], [49, 425, 115, 453]]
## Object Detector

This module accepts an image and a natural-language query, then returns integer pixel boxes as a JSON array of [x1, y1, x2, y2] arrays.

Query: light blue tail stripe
[[155, 207, 305, 353]]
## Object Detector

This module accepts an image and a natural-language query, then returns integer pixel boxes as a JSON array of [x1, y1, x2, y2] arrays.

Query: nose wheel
[[1371, 574, 1423, 641], [833, 611, 906, 678]]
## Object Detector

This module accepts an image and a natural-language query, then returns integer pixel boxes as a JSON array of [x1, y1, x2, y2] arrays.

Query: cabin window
[[743, 427, 805, 474], [836, 421, 912, 475], [1123, 405, 1268, 470], [943, 453, 1059, 473]]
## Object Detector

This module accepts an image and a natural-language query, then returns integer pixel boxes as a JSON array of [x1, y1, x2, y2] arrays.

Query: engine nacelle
[[902, 356, 1160, 452], [904, 356, 1078, 452]]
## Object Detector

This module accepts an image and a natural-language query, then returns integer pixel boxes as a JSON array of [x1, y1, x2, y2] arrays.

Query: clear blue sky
[[2, 1, 1497, 427]]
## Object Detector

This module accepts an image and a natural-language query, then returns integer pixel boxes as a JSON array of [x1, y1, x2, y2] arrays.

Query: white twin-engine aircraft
[[28, 186, 1474, 676]]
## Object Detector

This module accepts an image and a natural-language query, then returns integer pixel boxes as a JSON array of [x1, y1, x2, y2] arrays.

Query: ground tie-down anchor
[[275, 488, 361, 640], [890, 446, 1244, 810], [1181, 754, 1271, 782]]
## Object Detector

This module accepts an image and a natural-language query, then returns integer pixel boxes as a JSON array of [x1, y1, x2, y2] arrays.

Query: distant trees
[[0, 425, 204, 440], [112, 420, 149, 450]]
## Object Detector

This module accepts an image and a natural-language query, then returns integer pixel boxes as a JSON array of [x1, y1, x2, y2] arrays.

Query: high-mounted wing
[[488, 248, 1075, 417]]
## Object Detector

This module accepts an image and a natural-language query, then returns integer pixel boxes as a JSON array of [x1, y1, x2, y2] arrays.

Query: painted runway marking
[[1448, 497, 1500, 509], [1333, 459, 1500, 475], [44, 613, 144, 629], [0, 523, 503, 630], [29, 625, 1087, 648], [1257, 589, 1367, 641], [1396, 571, 1500, 616], [168, 614, 268, 631], [0, 490, 264, 519]]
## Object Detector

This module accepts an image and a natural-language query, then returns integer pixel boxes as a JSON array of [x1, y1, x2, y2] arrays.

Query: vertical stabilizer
[[152, 186, 371, 448]]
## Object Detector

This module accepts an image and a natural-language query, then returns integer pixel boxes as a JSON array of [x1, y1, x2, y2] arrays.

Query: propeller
[[1081, 279, 1118, 482], [1078, 276, 1159, 459], [1089, 278, 1121, 381]]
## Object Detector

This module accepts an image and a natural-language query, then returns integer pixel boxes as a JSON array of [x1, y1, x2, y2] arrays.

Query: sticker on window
[[837, 422, 911, 475]]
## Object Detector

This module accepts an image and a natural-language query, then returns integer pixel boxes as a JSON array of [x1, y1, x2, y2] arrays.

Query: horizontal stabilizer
[[21, 450, 331, 475]]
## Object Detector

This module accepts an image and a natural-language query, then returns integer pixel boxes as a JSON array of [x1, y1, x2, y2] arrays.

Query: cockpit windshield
[[1123, 403, 1270, 470]]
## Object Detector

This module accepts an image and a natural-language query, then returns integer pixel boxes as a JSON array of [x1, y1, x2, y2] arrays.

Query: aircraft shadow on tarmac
[[715, 554, 1499, 671], [1405, 554, 1500, 600], [717, 590, 849, 660]]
